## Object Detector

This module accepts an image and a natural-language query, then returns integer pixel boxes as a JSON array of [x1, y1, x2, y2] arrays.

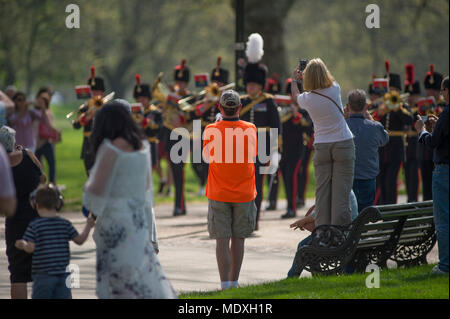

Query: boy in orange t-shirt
[[203, 90, 257, 290]]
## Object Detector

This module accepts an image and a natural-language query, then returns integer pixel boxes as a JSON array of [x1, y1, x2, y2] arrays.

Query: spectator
[[0, 125, 46, 299], [414, 75, 449, 275], [291, 58, 355, 227], [34, 90, 60, 184], [83, 100, 176, 298], [8, 91, 51, 152], [0, 90, 15, 127], [287, 190, 359, 278], [0, 144, 16, 217], [5, 85, 17, 100], [203, 90, 257, 290], [345, 89, 389, 212], [15, 184, 95, 299]]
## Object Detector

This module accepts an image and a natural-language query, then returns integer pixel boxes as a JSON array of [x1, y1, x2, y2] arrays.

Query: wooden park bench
[[293, 201, 436, 276]]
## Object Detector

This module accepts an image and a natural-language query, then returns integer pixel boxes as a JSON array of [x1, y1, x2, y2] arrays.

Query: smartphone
[[420, 115, 428, 123], [299, 59, 308, 72]]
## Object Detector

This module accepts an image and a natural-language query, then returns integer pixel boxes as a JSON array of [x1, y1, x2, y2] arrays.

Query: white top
[[297, 82, 354, 144]]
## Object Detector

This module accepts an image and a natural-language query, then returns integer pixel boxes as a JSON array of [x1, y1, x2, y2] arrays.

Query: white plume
[[245, 33, 264, 63]]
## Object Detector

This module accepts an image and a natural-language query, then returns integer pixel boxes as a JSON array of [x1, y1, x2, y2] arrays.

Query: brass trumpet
[[66, 92, 115, 120], [151, 72, 172, 104]]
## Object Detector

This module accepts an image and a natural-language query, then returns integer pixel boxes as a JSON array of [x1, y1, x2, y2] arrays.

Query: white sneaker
[[431, 265, 449, 275]]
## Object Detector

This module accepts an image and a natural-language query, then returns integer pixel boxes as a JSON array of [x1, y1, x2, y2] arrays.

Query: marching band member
[[239, 33, 281, 230], [374, 61, 413, 205], [264, 73, 282, 211], [72, 66, 106, 176], [279, 78, 312, 219], [133, 74, 163, 171], [164, 59, 192, 216], [403, 64, 422, 202], [192, 57, 230, 194]]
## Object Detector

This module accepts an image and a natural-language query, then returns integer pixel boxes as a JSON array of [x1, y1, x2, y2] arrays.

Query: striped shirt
[[23, 217, 79, 275]]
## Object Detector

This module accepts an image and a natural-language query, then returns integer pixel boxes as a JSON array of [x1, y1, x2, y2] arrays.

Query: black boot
[[265, 201, 277, 211], [173, 208, 186, 216], [281, 209, 296, 219]]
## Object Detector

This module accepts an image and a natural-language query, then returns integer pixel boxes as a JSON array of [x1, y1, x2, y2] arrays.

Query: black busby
[[87, 66, 105, 92], [285, 78, 303, 94], [211, 56, 229, 84], [244, 63, 266, 86], [133, 74, 152, 100], [174, 59, 190, 83], [424, 64, 443, 91], [385, 60, 402, 91], [404, 64, 421, 95], [266, 73, 281, 94]]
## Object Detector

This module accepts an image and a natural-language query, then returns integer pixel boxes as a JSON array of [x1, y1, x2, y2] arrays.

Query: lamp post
[[235, 0, 245, 93]]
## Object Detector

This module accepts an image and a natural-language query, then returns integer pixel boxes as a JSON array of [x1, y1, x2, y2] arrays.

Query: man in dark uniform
[[296, 109, 314, 209], [72, 66, 105, 176], [133, 74, 162, 169], [418, 64, 445, 200], [374, 61, 413, 205], [163, 59, 192, 216], [264, 73, 282, 211], [239, 49, 281, 230], [193, 57, 230, 193], [279, 78, 312, 219], [403, 64, 422, 202]]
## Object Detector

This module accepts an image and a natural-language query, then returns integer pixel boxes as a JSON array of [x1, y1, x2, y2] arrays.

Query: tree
[[241, 0, 296, 80]]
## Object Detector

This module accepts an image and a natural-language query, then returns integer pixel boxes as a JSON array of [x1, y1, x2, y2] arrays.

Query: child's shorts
[[32, 273, 71, 299], [207, 199, 257, 239]]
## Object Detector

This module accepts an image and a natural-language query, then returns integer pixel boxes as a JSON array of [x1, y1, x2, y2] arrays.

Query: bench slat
[[360, 225, 433, 239], [361, 216, 434, 231], [380, 208, 433, 220]]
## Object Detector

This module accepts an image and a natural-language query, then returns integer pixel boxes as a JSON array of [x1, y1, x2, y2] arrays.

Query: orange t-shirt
[[203, 119, 257, 203]]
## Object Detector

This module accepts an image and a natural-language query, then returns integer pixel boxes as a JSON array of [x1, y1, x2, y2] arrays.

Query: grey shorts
[[207, 199, 257, 239]]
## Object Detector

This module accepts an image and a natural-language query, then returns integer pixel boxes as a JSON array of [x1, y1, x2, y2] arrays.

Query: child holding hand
[[15, 184, 95, 299]]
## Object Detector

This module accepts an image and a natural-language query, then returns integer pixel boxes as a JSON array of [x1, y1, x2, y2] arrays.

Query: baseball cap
[[220, 90, 241, 108]]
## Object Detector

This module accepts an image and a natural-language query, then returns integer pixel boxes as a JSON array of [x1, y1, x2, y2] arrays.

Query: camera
[[299, 59, 308, 72]]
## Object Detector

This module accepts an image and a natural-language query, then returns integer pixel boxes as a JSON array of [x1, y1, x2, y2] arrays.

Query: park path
[[0, 196, 438, 299]]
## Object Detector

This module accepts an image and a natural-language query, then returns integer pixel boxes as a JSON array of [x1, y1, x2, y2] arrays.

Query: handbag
[[38, 122, 61, 142], [311, 90, 345, 117]]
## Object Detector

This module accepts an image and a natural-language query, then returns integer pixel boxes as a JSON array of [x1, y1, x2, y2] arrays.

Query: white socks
[[221, 281, 239, 290]]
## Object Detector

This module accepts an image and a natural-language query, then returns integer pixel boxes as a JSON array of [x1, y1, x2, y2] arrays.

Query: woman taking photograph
[[291, 58, 355, 227], [82, 100, 176, 299], [0, 125, 46, 299]]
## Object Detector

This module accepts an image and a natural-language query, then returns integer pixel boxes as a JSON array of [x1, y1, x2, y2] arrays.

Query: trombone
[[178, 82, 235, 111]]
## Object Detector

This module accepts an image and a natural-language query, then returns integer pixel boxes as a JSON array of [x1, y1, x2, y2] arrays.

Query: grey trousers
[[313, 138, 355, 227]]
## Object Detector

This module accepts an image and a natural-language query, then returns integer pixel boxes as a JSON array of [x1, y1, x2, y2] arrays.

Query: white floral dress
[[83, 139, 176, 299]]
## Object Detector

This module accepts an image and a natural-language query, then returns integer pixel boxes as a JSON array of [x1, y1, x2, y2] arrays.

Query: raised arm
[[291, 67, 303, 102]]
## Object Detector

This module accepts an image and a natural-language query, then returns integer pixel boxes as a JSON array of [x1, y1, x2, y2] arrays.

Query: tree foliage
[[0, 0, 448, 100]]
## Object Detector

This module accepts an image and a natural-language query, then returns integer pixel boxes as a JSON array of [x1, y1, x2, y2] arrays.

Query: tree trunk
[[243, 0, 295, 80]]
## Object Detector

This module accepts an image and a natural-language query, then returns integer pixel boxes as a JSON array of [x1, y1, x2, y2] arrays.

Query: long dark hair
[[89, 100, 144, 155]]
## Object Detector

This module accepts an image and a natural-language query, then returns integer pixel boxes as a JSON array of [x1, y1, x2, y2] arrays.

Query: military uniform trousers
[[164, 127, 188, 212], [404, 136, 419, 202], [280, 153, 303, 211]]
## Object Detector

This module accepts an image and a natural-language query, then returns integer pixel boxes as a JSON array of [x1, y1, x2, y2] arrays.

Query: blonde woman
[[291, 58, 355, 227]]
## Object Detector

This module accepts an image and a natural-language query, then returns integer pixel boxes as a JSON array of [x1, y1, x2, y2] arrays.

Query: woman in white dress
[[83, 100, 176, 299]]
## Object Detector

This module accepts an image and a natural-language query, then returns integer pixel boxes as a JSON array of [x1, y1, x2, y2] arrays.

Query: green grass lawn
[[45, 103, 318, 211], [181, 264, 449, 299]]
